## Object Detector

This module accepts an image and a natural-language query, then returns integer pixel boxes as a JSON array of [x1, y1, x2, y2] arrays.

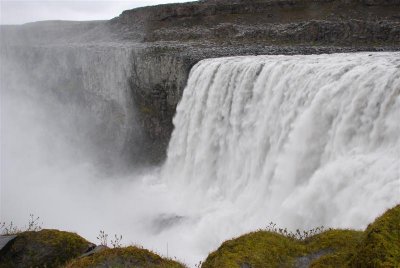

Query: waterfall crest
[[163, 52, 400, 230]]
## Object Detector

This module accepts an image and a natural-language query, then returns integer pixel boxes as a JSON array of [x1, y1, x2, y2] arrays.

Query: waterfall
[[2, 43, 399, 266], [1, 45, 141, 168], [162, 52, 400, 233]]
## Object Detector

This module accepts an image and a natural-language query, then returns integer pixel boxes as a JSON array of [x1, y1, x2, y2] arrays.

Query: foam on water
[[2, 52, 399, 266], [158, 52, 400, 263]]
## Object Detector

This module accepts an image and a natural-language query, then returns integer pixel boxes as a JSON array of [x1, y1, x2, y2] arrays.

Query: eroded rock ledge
[[2, 0, 400, 163]]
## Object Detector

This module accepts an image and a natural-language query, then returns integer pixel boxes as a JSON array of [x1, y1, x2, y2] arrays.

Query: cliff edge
[[2, 0, 399, 163]]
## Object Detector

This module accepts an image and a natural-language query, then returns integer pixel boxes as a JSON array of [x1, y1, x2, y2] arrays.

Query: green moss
[[0, 229, 90, 268], [307, 230, 363, 267], [202, 231, 305, 268], [202, 229, 365, 268], [1, 206, 398, 267], [65, 246, 186, 268], [202, 205, 400, 268], [349, 205, 400, 267]]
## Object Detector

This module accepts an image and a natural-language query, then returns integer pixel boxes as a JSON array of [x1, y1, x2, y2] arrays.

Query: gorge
[[1, 0, 400, 267]]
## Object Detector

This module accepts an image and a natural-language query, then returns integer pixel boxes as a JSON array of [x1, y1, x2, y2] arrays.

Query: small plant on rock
[[0, 214, 42, 235], [97, 231, 123, 248], [97, 230, 108, 246], [265, 222, 328, 240], [0, 221, 21, 235], [110, 234, 123, 248], [26, 214, 42, 232]]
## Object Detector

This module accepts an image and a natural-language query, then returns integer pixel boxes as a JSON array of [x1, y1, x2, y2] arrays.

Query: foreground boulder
[[0, 229, 92, 268], [0, 230, 185, 268], [202, 205, 400, 267], [201, 229, 363, 267], [64, 246, 186, 268], [0, 205, 397, 267], [349, 205, 400, 267]]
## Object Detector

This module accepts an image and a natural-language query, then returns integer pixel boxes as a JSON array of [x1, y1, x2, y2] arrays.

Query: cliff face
[[2, 0, 400, 163], [116, 0, 400, 44]]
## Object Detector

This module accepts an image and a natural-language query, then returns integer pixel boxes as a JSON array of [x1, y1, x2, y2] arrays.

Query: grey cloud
[[0, 0, 197, 25]]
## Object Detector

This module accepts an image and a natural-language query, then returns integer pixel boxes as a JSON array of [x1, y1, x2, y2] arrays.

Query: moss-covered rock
[[1, 205, 398, 267], [0, 229, 91, 268], [202, 205, 400, 268], [202, 231, 304, 268], [306, 230, 363, 267], [201, 229, 363, 268], [349, 205, 400, 267], [64, 246, 186, 268]]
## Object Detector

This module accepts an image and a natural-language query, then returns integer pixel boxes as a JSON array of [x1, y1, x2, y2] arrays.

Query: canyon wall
[[2, 0, 400, 163]]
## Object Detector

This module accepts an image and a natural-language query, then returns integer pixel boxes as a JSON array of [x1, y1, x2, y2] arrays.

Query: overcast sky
[[0, 0, 197, 25]]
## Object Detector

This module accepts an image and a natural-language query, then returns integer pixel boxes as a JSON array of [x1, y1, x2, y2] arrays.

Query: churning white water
[[2, 51, 399, 266], [158, 53, 400, 262]]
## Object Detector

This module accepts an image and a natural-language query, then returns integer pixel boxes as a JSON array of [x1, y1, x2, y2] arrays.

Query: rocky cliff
[[2, 0, 399, 163]]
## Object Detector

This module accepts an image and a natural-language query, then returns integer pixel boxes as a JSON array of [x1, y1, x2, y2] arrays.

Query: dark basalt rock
[[294, 248, 333, 267], [0, 235, 17, 252], [107, 0, 400, 161]]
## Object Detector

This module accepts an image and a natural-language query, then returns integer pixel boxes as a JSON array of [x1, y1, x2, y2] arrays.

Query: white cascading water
[[160, 53, 400, 258], [2, 49, 400, 266]]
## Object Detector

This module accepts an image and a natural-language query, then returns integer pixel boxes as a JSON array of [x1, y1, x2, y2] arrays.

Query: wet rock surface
[[0, 235, 17, 252], [294, 249, 333, 267]]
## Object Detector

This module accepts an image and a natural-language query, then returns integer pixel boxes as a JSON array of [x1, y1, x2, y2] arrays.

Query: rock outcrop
[[0, 205, 398, 267], [65, 246, 186, 267], [0, 230, 92, 268], [0, 230, 185, 268], [2, 0, 400, 163], [202, 204, 400, 267]]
